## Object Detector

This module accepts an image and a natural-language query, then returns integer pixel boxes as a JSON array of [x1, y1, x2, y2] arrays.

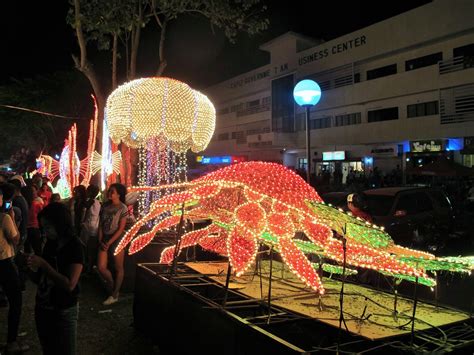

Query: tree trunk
[[125, 35, 130, 81], [129, 1, 143, 80], [72, 0, 104, 151], [112, 33, 118, 90], [156, 20, 168, 76]]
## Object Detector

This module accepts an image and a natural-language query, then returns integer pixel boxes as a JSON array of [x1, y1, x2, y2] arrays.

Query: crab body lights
[[114, 162, 474, 295]]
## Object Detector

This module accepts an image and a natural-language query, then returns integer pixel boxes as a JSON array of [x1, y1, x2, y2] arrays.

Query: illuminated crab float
[[115, 162, 474, 294]]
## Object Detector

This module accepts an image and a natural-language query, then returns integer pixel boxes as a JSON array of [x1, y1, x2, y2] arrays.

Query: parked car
[[320, 191, 350, 211], [362, 187, 454, 249]]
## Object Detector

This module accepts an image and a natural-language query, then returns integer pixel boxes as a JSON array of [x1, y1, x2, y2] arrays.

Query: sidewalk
[[0, 273, 160, 354]]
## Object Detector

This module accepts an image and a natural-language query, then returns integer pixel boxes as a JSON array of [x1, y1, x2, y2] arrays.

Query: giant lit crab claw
[[116, 162, 474, 294]]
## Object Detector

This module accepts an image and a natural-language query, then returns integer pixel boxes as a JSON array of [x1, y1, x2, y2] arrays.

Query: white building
[[203, 0, 474, 182]]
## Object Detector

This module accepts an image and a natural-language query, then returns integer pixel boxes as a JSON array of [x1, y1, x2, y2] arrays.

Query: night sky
[[1, 1, 432, 88]]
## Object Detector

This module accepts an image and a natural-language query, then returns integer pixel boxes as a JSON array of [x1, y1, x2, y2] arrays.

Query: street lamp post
[[293, 79, 322, 184]]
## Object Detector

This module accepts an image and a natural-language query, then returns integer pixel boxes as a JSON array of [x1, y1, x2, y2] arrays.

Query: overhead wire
[[0, 104, 89, 120]]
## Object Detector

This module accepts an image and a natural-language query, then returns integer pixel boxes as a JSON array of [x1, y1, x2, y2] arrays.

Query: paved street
[[0, 274, 159, 355]]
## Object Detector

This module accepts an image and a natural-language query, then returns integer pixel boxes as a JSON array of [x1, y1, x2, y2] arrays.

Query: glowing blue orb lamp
[[293, 79, 322, 183], [293, 79, 321, 107]]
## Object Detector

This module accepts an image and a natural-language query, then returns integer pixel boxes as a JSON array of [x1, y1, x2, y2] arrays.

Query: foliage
[[67, 0, 141, 51], [150, 0, 269, 42], [0, 71, 92, 163], [67, 0, 268, 88], [68, 0, 268, 48]]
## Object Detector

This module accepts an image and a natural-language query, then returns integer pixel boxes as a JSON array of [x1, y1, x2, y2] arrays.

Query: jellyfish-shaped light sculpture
[[104, 77, 216, 215]]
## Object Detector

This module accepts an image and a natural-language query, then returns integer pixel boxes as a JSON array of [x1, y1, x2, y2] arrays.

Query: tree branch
[[73, 0, 87, 67], [150, 0, 163, 28], [112, 33, 118, 90], [156, 19, 168, 76], [130, 0, 143, 79]]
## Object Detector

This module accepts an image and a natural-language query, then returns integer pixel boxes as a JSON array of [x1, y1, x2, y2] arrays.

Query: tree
[[67, 0, 269, 142], [0, 71, 93, 163]]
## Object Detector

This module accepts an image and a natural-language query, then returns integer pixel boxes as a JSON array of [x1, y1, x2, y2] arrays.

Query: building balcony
[[236, 103, 271, 118], [246, 131, 298, 149]]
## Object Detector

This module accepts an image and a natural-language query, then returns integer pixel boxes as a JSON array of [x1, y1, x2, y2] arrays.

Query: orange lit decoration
[[91, 119, 122, 191], [115, 162, 474, 294], [80, 95, 99, 186], [37, 96, 99, 198], [105, 77, 216, 216], [36, 155, 59, 181]]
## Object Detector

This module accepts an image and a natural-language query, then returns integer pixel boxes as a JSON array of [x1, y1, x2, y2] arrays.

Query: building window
[[366, 64, 397, 80], [298, 158, 307, 170], [335, 112, 361, 126], [368, 107, 398, 123], [262, 96, 271, 106], [407, 101, 439, 118], [230, 103, 243, 112], [246, 99, 260, 108], [217, 133, 229, 141], [271, 74, 295, 133], [354, 73, 361, 83], [233, 131, 246, 144], [310, 116, 331, 130], [453, 43, 474, 69], [453, 43, 474, 58], [246, 127, 270, 135], [217, 107, 229, 115], [405, 52, 442, 71]]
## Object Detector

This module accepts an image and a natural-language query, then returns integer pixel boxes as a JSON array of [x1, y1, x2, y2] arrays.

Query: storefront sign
[[323, 151, 345, 161], [196, 155, 246, 165], [370, 145, 398, 157], [298, 35, 367, 66], [410, 140, 443, 153]]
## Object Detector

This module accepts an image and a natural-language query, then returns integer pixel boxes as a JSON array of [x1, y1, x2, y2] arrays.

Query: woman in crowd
[[27, 203, 83, 355], [0, 186, 29, 353], [80, 184, 101, 272], [70, 185, 87, 239], [38, 181, 52, 206], [22, 185, 44, 255], [97, 183, 128, 306]]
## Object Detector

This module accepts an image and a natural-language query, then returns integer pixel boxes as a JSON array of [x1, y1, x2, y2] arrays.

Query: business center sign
[[298, 35, 367, 66]]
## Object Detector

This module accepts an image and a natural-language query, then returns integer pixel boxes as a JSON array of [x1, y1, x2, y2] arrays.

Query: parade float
[[122, 162, 474, 353], [36, 96, 101, 198]]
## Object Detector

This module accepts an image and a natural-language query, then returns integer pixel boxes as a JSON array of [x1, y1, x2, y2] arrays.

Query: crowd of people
[[0, 173, 134, 354]]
